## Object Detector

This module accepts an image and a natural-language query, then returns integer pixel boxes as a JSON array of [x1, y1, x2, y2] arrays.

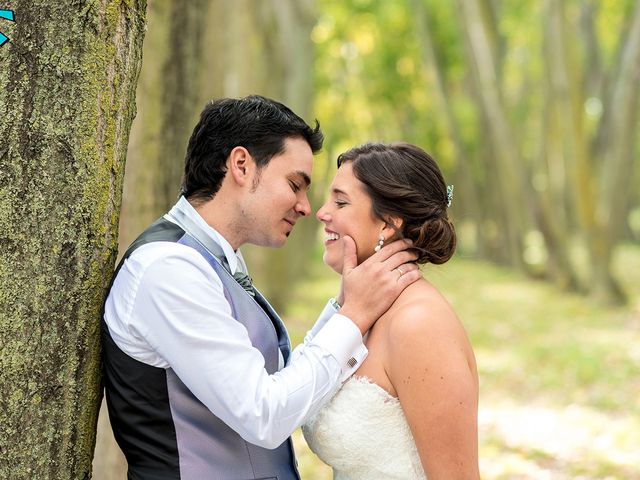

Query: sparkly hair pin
[[446, 185, 454, 207]]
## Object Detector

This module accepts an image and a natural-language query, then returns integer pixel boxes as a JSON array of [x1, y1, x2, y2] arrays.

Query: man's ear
[[228, 146, 253, 186]]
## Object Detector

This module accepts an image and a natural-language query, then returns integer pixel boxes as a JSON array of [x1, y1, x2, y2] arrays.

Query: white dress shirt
[[104, 196, 367, 448]]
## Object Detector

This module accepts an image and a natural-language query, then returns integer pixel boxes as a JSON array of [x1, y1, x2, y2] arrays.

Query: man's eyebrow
[[294, 170, 312, 188]]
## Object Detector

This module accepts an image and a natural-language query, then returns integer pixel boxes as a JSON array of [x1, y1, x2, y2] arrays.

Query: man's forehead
[[267, 137, 314, 182]]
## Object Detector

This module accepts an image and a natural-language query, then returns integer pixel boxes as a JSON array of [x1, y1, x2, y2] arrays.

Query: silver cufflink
[[347, 357, 357, 368]]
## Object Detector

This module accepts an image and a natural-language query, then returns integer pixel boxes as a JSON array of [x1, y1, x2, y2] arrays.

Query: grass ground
[[284, 244, 640, 479]]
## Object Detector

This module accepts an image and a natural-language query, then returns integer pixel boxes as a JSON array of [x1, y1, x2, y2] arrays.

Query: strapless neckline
[[303, 375, 427, 479]]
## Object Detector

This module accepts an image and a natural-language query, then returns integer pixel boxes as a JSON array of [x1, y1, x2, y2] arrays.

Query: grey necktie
[[231, 267, 256, 297]]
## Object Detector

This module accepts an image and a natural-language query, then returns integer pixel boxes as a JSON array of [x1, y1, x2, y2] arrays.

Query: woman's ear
[[228, 146, 253, 186], [382, 216, 403, 241]]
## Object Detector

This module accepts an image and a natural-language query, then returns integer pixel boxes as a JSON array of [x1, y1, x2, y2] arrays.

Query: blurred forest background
[[64, 0, 640, 478]]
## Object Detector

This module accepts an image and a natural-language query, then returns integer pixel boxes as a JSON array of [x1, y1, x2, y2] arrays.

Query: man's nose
[[297, 194, 312, 217]]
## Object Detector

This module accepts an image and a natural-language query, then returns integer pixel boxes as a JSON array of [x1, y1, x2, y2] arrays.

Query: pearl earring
[[374, 234, 384, 252]]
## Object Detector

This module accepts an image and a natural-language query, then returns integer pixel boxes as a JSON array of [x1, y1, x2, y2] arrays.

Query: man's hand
[[339, 236, 421, 335]]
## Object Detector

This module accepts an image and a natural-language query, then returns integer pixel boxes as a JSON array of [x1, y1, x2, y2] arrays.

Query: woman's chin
[[323, 253, 343, 275]]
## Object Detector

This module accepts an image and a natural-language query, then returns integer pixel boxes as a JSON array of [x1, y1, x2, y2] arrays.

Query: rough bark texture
[[0, 2, 147, 479]]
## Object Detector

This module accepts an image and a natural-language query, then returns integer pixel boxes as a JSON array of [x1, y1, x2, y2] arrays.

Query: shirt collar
[[171, 196, 244, 275]]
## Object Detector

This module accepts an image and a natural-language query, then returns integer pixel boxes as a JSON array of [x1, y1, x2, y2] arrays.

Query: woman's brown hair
[[337, 142, 456, 264]]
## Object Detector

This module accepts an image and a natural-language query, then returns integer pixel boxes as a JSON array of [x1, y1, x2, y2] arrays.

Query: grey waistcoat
[[102, 218, 300, 480]]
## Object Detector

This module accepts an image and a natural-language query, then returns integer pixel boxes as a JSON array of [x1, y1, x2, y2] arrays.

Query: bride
[[303, 143, 480, 479]]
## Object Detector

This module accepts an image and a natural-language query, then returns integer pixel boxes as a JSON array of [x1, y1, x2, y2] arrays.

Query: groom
[[102, 95, 419, 479]]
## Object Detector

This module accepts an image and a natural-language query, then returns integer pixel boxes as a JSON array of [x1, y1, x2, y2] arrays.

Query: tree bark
[[118, 0, 171, 252], [0, 1, 146, 478], [156, 0, 210, 213]]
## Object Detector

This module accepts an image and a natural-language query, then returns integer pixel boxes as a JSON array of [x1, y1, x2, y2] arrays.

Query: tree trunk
[[118, 0, 172, 252], [411, 0, 484, 256], [580, 1, 604, 97], [537, 92, 580, 290], [457, 0, 529, 269], [156, 0, 210, 213], [591, 0, 640, 303], [0, 1, 146, 479], [245, 0, 318, 311], [540, 0, 589, 290]]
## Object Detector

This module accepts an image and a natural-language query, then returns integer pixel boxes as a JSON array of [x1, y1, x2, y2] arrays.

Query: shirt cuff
[[304, 299, 342, 344], [310, 313, 368, 382]]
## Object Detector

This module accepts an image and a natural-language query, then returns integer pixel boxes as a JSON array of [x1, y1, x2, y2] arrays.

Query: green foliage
[[312, 0, 640, 303], [314, 0, 439, 149]]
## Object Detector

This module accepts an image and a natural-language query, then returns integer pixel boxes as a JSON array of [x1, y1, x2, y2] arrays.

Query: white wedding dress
[[302, 376, 427, 479]]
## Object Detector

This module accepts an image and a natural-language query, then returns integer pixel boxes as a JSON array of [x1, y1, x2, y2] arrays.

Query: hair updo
[[337, 142, 456, 265]]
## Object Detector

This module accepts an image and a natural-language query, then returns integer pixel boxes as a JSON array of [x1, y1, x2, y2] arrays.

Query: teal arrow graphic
[[0, 9, 14, 21], [0, 9, 15, 47]]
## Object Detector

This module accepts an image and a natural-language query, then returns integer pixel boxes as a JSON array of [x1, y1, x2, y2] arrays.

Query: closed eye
[[335, 200, 348, 207], [289, 180, 301, 193]]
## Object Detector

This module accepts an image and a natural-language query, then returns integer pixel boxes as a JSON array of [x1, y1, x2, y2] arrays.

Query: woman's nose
[[316, 203, 329, 222]]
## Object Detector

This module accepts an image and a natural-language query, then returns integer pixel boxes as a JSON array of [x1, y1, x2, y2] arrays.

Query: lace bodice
[[302, 376, 426, 480]]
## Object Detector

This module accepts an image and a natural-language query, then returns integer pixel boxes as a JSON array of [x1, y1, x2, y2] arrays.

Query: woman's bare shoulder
[[383, 279, 477, 384], [386, 280, 460, 336]]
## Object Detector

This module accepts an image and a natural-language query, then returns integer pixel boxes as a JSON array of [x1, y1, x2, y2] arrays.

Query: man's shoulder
[[122, 218, 186, 258], [127, 240, 196, 264], [110, 241, 225, 305], [126, 241, 218, 278]]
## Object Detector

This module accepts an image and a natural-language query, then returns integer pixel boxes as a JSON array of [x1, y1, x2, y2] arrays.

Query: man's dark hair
[[181, 95, 324, 203]]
